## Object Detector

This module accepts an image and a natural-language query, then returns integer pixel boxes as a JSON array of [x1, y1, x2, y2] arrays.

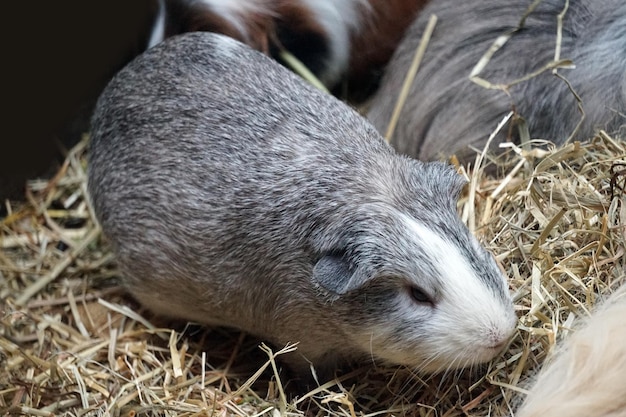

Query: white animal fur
[[398, 217, 515, 369], [516, 284, 626, 417], [194, 0, 274, 42], [294, 0, 370, 85], [148, 0, 166, 48]]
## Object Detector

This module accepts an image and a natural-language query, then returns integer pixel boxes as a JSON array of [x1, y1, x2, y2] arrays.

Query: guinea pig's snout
[[485, 335, 508, 351], [482, 318, 516, 353]]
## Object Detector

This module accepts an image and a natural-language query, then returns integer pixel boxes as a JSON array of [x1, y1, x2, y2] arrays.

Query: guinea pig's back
[[570, 0, 626, 131], [87, 32, 395, 312], [367, 0, 625, 163], [89, 32, 392, 199]]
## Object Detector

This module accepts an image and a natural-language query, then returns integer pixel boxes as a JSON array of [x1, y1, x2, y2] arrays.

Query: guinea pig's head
[[311, 161, 517, 373]]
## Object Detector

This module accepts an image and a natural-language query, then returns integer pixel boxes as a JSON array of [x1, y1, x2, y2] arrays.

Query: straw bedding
[[1, 126, 624, 416]]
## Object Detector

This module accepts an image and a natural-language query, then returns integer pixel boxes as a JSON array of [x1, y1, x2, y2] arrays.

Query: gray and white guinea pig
[[515, 283, 626, 417], [87, 32, 517, 376], [367, 0, 626, 165], [147, 0, 427, 93]]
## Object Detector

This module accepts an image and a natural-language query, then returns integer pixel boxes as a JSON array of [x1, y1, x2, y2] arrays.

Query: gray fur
[[88, 32, 516, 376], [367, 0, 626, 164]]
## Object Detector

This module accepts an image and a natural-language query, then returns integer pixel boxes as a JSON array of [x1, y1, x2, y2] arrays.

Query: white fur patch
[[195, 0, 274, 41], [400, 215, 515, 349], [355, 214, 516, 371], [517, 286, 626, 416], [147, 0, 166, 48], [297, 0, 371, 84]]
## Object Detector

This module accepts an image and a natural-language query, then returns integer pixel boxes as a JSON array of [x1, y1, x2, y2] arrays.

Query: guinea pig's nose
[[488, 339, 508, 351], [485, 327, 513, 351]]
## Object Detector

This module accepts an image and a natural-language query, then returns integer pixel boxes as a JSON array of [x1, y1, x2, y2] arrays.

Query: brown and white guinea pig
[[87, 32, 517, 378], [367, 0, 626, 165], [147, 0, 428, 94], [515, 283, 626, 417]]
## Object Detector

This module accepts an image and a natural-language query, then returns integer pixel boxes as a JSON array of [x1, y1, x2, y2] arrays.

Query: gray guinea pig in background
[[88, 32, 517, 377], [367, 0, 626, 165]]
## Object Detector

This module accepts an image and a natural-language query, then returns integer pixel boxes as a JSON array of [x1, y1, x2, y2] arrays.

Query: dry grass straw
[[279, 50, 330, 95], [383, 13, 438, 142], [1, 126, 625, 417]]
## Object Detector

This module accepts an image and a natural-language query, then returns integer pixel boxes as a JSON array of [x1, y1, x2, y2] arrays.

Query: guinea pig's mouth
[[488, 340, 507, 352], [395, 345, 506, 374], [486, 339, 508, 352], [466, 343, 508, 366]]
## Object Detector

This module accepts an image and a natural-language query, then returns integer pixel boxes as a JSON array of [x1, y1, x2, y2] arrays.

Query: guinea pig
[[87, 32, 517, 377], [516, 283, 626, 417], [147, 0, 427, 95], [367, 0, 626, 165]]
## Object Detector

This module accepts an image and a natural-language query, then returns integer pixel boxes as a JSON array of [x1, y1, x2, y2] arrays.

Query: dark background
[[1, 1, 157, 200]]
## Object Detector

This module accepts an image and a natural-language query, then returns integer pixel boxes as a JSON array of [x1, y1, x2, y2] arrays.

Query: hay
[[1, 128, 624, 416], [383, 13, 438, 142]]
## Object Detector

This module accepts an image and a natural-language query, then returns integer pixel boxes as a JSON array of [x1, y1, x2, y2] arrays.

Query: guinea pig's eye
[[409, 286, 432, 304]]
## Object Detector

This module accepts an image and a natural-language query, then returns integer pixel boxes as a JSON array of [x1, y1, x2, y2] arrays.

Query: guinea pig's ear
[[312, 252, 364, 295]]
